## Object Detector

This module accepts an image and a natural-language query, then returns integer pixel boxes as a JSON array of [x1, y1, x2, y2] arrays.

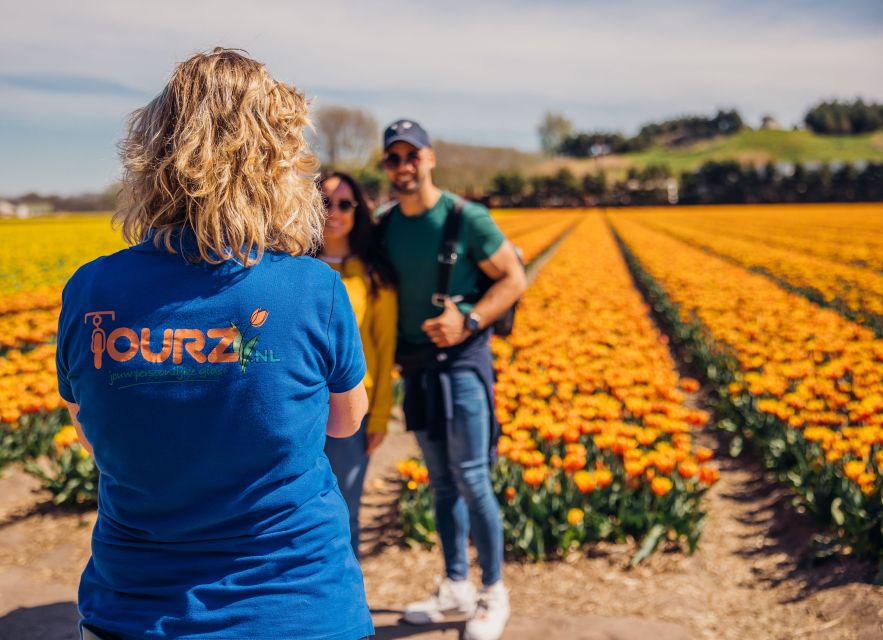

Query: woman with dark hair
[[319, 171, 397, 556], [56, 49, 373, 639]]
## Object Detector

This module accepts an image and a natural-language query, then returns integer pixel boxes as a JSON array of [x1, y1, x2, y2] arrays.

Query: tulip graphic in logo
[[250, 308, 268, 327], [231, 307, 268, 373]]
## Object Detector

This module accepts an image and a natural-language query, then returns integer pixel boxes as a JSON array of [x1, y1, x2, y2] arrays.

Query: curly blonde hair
[[114, 47, 324, 264]]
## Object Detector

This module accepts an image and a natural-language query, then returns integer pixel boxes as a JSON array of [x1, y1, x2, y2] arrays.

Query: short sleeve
[[55, 283, 76, 403], [464, 202, 505, 262], [325, 273, 367, 393]]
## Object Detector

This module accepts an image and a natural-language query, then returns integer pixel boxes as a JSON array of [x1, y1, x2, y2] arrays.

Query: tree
[[491, 172, 526, 199], [537, 112, 573, 155], [314, 105, 379, 168], [581, 172, 606, 198], [804, 99, 883, 135]]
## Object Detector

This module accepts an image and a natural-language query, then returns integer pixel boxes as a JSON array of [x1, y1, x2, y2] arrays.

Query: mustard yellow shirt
[[324, 256, 397, 434]]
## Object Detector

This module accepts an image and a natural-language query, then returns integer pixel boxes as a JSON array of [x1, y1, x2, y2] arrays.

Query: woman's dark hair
[[318, 171, 396, 295]]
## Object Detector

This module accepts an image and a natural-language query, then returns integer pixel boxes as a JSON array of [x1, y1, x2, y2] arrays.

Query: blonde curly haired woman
[[55, 48, 373, 640]]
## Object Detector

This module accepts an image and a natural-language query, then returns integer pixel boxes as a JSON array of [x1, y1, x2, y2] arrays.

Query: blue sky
[[1, 0, 881, 195]]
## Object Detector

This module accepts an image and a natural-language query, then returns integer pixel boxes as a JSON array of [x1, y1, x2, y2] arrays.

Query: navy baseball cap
[[383, 119, 431, 150]]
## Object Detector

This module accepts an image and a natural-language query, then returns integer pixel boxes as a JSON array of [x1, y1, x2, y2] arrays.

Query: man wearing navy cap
[[378, 119, 526, 640]]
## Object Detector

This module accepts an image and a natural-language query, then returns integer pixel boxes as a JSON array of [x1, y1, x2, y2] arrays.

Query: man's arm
[[470, 240, 527, 330], [421, 240, 527, 348]]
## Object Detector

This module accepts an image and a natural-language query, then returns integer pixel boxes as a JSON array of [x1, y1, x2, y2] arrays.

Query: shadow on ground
[[371, 609, 465, 639], [711, 444, 878, 602], [0, 601, 80, 640], [0, 603, 465, 640]]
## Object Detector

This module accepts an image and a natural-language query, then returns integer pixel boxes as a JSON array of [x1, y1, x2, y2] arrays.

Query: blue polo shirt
[[55, 231, 373, 640]]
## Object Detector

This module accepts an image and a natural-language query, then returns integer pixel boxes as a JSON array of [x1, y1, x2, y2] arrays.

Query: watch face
[[466, 313, 481, 331]]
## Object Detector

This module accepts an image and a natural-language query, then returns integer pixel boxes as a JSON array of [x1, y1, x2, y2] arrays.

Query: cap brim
[[383, 135, 429, 150]]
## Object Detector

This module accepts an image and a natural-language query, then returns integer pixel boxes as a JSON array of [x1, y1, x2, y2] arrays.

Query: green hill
[[534, 129, 883, 181], [436, 129, 883, 192], [625, 129, 883, 170]]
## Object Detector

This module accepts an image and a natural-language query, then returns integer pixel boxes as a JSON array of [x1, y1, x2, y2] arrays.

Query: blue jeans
[[325, 420, 369, 557], [414, 369, 503, 586]]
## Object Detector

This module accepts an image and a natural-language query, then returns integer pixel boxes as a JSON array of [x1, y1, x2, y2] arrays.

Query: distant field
[[623, 129, 883, 172], [439, 129, 883, 190]]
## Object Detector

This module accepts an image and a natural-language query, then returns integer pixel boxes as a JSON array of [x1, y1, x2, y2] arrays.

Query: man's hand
[[421, 298, 471, 348], [365, 431, 386, 456]]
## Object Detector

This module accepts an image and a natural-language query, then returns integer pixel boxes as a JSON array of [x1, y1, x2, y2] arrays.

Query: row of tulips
[[492, 211, 583, 263], [397, 214, 719, 562], [0, 343, 80, 506], [0, 307, 61, 351], [0, 218, 118, 499], [0, 215, 123, 477], [0, 345, 68, 468], [611, 215, 883, 559], [623, 204, 883, 273], [25, 425, 97, 505], [627, 206, 883, 336], [0, 214, 125, 294]]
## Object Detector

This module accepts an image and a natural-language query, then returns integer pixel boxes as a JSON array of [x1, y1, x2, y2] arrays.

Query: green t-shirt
[[382, 191, 505, 345]]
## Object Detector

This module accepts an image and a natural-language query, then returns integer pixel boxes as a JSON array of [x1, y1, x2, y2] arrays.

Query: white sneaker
[[464, 581, 510, 640], [402, 577, 477, 625]]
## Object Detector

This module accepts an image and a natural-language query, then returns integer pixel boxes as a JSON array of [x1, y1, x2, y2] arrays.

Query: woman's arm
[[327, 382, 369, 438], [365, 286, 398, 453], [64, 401, 93, 456], [368, 287, 398, 433]]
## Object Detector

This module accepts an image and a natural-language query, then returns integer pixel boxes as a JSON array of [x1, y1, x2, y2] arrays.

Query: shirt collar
[[131, 227, 258, 263]]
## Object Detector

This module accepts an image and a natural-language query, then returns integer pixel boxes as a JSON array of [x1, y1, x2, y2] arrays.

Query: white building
[[0, 200, 32, 218]]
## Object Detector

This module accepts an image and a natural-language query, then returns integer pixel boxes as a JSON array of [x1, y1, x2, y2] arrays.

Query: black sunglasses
[[381, 150, 421, 170], [322, 196, 356, 213]]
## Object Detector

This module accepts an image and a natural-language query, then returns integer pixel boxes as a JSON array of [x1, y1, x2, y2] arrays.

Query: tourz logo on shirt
[[83, 307, 281, 386]]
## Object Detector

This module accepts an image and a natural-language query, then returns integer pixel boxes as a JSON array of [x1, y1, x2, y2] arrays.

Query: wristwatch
[[464, 311, 482, 332]]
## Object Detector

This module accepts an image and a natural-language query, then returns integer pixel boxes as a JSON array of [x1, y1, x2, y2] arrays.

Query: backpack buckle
[[438, 250, 458, 265], [431, 293, 464, 308]]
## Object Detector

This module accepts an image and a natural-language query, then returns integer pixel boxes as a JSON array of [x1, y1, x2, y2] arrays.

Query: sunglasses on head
[[321, 195, 356, 213], [381, 150, 421, 170]]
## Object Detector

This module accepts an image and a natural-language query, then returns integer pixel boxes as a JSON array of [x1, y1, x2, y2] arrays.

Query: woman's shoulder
[[262, 253, 342, 288], [264, 252, 334, 271], [62, 246, 135, 297]]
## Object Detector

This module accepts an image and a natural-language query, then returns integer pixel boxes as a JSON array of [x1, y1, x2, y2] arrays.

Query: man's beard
[[392, 175, 420, 194]]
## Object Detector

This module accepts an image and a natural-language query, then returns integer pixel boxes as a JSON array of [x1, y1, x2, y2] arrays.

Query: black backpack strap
[[432, 196, 465, 308], [374, 201, 394, 235], [373, 201, 397, 263]]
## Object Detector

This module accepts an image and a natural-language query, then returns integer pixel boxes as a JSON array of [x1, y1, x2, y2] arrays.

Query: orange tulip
[[573, 470, 596, 494], [651, 476, 673, 497], [698, 465, 720, 485], [843, 460, 865, 482], [678, 460, 699, 479], [595, 468, 613, 488]]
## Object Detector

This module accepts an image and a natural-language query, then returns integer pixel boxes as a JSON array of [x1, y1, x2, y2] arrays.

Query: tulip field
[[0, 215, 124, 499], [1, 205, 881, 563], [398, 203, 883, 563], [624, 204, 883, 335], [399, 213, 718, 562], [609, 210, 883, 558]]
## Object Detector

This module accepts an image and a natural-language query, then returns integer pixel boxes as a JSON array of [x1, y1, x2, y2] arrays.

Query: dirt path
[[3, 419, 879, 640], [357, 427, 883, 640]]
